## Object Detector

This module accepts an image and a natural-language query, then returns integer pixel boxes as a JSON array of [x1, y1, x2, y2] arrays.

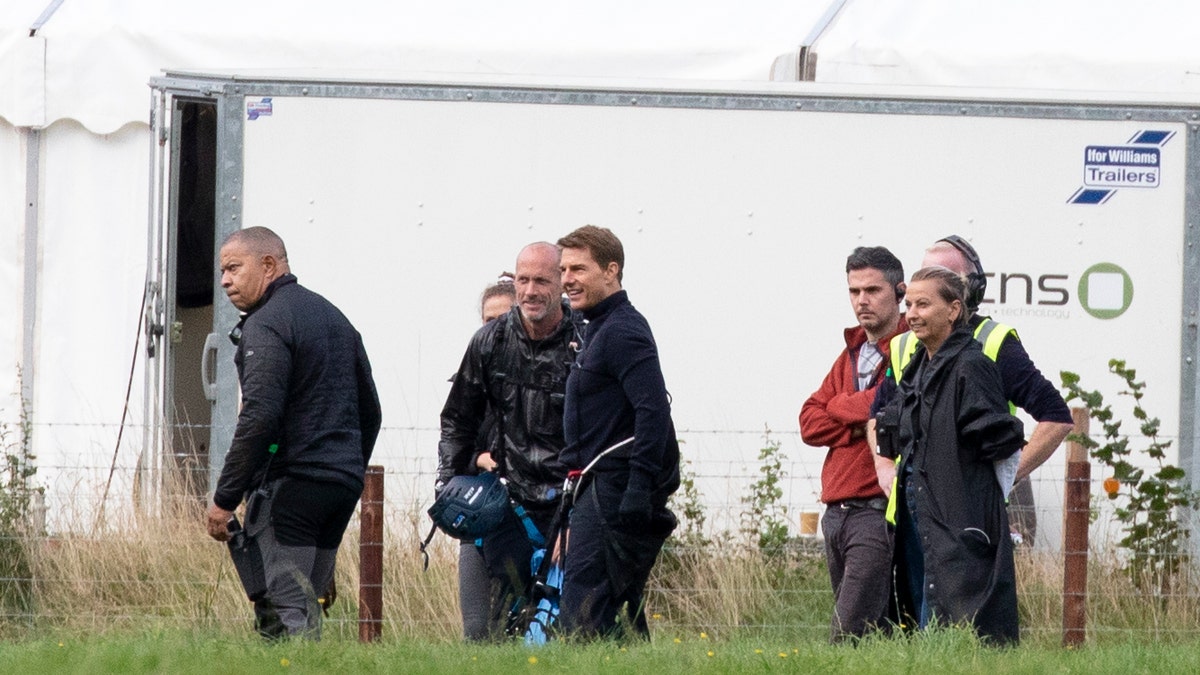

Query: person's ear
[[261, 254, 278, 277], [895, 282, 906, 302]]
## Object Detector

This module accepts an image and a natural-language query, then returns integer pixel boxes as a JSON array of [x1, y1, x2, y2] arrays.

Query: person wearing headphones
[[870, 236, 1073, 541], [800, 246, 908, 642]]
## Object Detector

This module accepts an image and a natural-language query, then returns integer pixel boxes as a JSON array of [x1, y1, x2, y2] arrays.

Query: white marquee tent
[[0, 0, 831, 519], [2, 0, 1199, 526]]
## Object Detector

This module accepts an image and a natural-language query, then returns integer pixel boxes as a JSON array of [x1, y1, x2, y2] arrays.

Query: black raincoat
[[437, 301, 579, 508], [890, 327, 1025, 644]]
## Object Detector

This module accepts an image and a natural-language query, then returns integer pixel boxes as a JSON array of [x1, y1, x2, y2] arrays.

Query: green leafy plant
[[1061, 359, 1199, 596], [740, 428, 789, 558], [668, 452, 711, 552], [1, 399, 41, 623]]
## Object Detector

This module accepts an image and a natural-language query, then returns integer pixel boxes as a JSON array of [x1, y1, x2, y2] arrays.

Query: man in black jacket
[[205, 226, 382, 640], [437, 241, 578, 639], [556, 225, 679, 640]]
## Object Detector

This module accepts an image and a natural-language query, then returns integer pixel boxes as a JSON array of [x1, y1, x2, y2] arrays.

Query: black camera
[[874, 403, 901, 460]]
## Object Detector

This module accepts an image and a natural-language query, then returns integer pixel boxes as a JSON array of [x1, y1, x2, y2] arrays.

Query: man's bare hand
[[873, 454, 897, 498], [206, 503, 234, 542], [475, 452, 498, 472]]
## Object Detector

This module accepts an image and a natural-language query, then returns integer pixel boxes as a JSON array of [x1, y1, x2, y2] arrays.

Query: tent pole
[[20, 128, 40, 446]]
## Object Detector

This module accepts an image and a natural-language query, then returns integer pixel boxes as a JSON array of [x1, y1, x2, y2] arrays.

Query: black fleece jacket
[[213, 274, 382, 510]]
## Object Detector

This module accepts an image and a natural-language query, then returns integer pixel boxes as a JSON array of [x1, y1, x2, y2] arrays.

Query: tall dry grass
[[12, 498, 467, 641], [7, 500, 1200, 644]]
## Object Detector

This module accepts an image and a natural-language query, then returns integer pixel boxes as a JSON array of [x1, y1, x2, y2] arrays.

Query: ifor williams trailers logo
[[1068, 130, 1174, 204], [247, 97, 273, 121], [981, 262, 1133, 320]]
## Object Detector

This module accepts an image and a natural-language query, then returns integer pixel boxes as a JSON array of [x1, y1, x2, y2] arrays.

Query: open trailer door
[[145, 90, 231, 506]]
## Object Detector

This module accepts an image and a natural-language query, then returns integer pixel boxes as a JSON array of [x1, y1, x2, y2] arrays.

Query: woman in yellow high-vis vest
[[882, 266, 1025, 645]]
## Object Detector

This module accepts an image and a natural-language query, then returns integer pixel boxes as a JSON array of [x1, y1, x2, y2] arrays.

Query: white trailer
[[145, 71, 1200, 548]]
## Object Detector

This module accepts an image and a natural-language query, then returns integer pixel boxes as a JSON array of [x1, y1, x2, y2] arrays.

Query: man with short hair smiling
[[800, 246, 908, 641], [437, 241, 577, 641], [556, 225, 679, 640]]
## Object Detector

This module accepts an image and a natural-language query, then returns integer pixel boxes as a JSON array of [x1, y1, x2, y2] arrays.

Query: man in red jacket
[[800, 246, 907, 642]]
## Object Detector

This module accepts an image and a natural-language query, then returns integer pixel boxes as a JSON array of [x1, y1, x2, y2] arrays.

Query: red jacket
[[799, 317, 907, 504]]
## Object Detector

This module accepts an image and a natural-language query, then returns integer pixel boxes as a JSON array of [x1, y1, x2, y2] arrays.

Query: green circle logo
[[1078, 263, 1133, 319]]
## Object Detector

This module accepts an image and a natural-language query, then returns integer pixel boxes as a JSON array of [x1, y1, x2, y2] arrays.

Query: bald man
[[437, 242, 580, 640]]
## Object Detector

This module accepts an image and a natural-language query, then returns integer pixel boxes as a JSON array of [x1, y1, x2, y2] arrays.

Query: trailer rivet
[[302, 88, 309, 96], [1192, 113, 1199, 120], [960, 107, 967, 115], [231, 196, 237, 201], [467, 92, 474, 100], [1125, 113, 1132, 120], [231, 215, 237, 221], [795, 102, 803, 109], [747, 230, 753, 236], [631, 98, 638, 105]]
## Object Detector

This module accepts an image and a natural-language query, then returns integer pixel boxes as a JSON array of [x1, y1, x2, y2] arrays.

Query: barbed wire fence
[[3, 417, 1200, 644]]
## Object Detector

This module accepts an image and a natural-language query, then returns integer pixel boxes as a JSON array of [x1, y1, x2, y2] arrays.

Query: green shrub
[[1061, 359, 1200, 596]]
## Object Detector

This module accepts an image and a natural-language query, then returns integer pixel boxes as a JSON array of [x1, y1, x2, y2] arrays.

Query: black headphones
[[938, 235, 986, 309]]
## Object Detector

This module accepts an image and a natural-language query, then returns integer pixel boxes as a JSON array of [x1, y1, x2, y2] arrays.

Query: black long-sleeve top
[[562, 291, 679, 499]]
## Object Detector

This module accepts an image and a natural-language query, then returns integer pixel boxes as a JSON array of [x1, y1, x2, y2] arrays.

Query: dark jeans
[[247, 477, 359, 640], [898, 473, 931, 630], [821, 501, 893, 641]]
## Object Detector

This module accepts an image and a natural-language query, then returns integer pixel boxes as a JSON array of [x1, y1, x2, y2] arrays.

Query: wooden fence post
[[359, 465, 384, 642], [1062, 407, 1090, 647]]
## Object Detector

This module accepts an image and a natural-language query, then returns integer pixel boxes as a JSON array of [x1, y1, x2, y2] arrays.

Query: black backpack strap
[[418, 520, 438, 571]]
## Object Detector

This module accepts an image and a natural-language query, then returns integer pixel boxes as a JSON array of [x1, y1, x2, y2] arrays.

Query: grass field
[[3, 628, 1200, 674], [6, 505, 1200, 668]]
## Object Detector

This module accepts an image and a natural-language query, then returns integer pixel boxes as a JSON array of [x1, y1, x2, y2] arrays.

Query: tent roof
[[7, 0, 1200, 134], [809, 0, 1200, 97], [0, 0, 826, 133]]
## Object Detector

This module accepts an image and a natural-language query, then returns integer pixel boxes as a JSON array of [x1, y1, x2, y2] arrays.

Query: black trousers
[[558, 473, 673, 640], [472, 505, 553, 640]]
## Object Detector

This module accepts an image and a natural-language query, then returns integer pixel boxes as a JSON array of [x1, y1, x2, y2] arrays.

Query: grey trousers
[[821, 502, 893, 642], [458, 541, 491, 641], [245, 478, 358, 640]]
